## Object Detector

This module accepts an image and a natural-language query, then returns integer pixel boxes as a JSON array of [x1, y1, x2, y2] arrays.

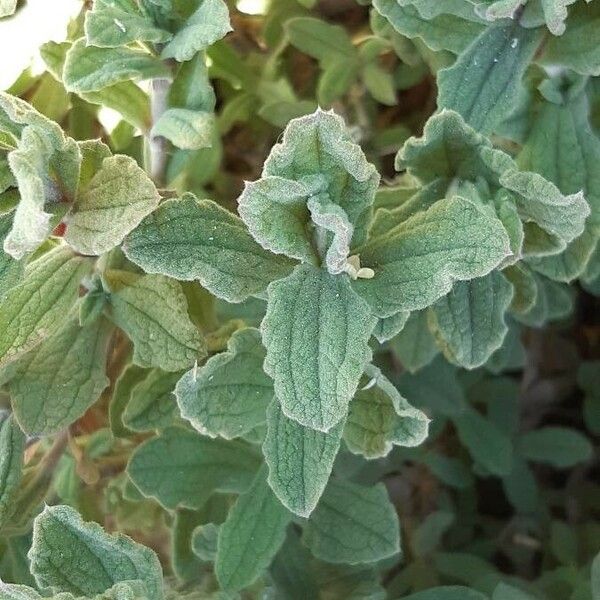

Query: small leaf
[[262, 400, 344, 518], [127, 427, 261, 509], [262, 264, 375, 431], [437, 21, 542, 134], [151, 109, 213, 151], [191, 523, 220, 562], [343, 365, 429, 459], [123, 369, 182, 433], [0, 211, 24, 297], [65, 155, 160, 256], [9, 316, 112, 436], [518, 427, 593, 468], [389, 310, 439, 373], [123, 196, 295, 303], [373, 310, 409, 343], [302, 478, 400, 564], [176, 328, 272, 439], [353, 196, 510, 317], [0, 414, 25, 530], [29, 505, 164, 598], [64, 38, 170, 93], [215, 466, 291, 592], [0, 246, 91, 368], [105, 270, 206, 372], [161, 0, 232, 62], [429, 271, 514, 369]]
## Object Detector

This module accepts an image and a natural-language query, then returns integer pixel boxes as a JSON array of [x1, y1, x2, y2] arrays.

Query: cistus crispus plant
[[0, 0, 598, 598]]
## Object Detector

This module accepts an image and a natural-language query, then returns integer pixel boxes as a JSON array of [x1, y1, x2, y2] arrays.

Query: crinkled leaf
[[262, 264, 375, 431], [372, 0, 484, 54], [151, 109, 213, 150], [0, 413, 25, 529], [0, 246, 91, 368], [353, 196, 511, 317], [215, 466, 291, 592], [123, 196, 295, 303], [343, 365, 429, 459], [262, 400, 344, 518], [122, 369, 182, 432], [64, 38, 170, 93], [29, 505, 163, 599], [127, 427, 261, 509], [0, 211, 24, 296], [105, 270, 206, 372], [302, 478, 400, 564], [85, 0, 171, 47], [389, 309, 439, 373], [176, 328, 272, 439], [65, 155, 160, 256], [161, 0, 232, 62], [437, 21, 542, 134], [9, 316, 111, 436], [428, 271, 514, 369]]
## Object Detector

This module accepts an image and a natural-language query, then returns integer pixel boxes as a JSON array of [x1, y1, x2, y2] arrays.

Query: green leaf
[[302, 478, 400, 564], [401, 587, 488, 600], [215, 466, 291, 592], [353, 196, 510, 317], [0, 211, 24, 297], [123, 196, 295, 303], [437, 21, 542, 134], [262, 400, 344, 518], [454, 406, 513, 476], [122, 369, 182, 432], [63, 38, 170, 93], [262, 264, 375, 431], [541, 1, 600, 76], [176, 328, 272, 439], [343, 365, 429, 459], [191, 523, 219, 562], [9, 316, 111, 436], [412, 510, 454, 557], [492, 582, 537, 600], [29, 504, 164, 599], [0, 246, 91, 368], [389, 310, 439, 373], [127, 427, 261, 509], [85, 0, 171, 47], [372, 0, 484, 54], [65, 155, 160, 256], [161, 0, 232, 62], [0, 414, 25, 530], [105, 270, 206, 372], [109, 363, 147, 438], [239, 109, 379, 260], [518, 427, 593, 468], [428, 271, 514, 369], [285, 17, 357, 65], [151, 109, 214, 150], [519, 80, 600, 281], [373, 311, 410, 344]]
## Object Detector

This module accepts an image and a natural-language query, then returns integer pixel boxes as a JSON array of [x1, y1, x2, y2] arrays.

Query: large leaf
[[437, 21, 542, 134], [123, 196, 295, 303], [105, 270, 206, 372], [302, 478, 400, 564], [215, 466, 291, 592], [176, 328, 272, 439], [262, 401, 344, 518], [0, 414, 25, 530], [65, 154, 160, 256], [262, 264, 375, 431], [63, 39, 170, 93], [0, 246, 91, 368], [428, 271, 514, 369], [29, 505, 163, 599], [343, 365, 430, 459], [127, 427, 261, 509], [9, 316, 111, 436], [352, 196, 511, 317]]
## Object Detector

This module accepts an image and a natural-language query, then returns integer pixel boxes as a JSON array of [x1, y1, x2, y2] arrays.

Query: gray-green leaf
[[0, 413, 25, 530]]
